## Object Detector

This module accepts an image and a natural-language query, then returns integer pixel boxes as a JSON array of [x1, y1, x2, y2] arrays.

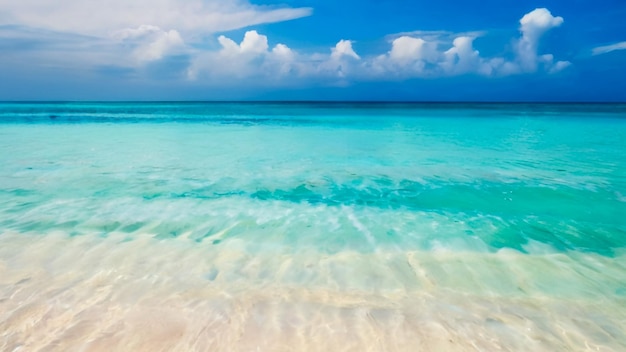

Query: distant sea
[[1, 102, 625, 351]]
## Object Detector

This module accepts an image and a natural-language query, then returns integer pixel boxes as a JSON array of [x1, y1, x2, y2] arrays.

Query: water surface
[[1, 102, 625, 351]]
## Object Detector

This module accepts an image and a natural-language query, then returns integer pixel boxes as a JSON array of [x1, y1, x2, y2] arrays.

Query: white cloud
[[140, 30, 184, 61], [217, 30, 275, 56], [272, 44, 295, 60], [240, 30, 269, 54], [0, 5, 572, 87], [592, 41, 626, 56], [271, 44, 296, 75], [188, 34, 368, 84], [317, 40, 359, 80], [441, 36, 482, 74], [114, 25, 185, 62], [187, 30, 297, 81], [0, 0, 311, 72], [389, 30, 486, 42], [187, 8, 571, 86], [365, 36, 440, 78], [389, 36, 437, 63], [516, 8, 566, 72], [217, 36, 240, 55], [331, 40, 360, 60], [0, 0, 312, 37], [113, 25, 161, 41], [373, 8, 569, 79], [216, 30, 270, 57], [520, 8, 564, 44], [549, 60, 571, 73]]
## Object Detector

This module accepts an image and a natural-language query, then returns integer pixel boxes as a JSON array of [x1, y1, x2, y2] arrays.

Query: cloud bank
[[0, 5, 571, 86], [185, 8, 571, 85]]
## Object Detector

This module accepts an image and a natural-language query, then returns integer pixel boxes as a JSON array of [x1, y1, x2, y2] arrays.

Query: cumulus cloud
[[592, 41, 626, 56], [240, 31, 269, 54], [218, 30, 283, 57], [187, 30, 297, 81], [370, 36, 440, 76], [272, 44, 295, 60], [441, 36, 482, 74], [184, 8, 571, 87], [376, 8, 569, 78], [515, 8, 569, 73], [331, 40, 360, 60], [388, 36, 437, 63], [520, 8, 563, 43], [217, 30, 270, 56]]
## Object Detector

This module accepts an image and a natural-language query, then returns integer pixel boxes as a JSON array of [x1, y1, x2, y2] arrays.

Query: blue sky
[[1, 0, 625, 101]]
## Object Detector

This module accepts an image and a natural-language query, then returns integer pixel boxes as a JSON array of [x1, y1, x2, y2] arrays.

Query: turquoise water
[[2, 103, 625, 255], [1, 102, 626, 350]]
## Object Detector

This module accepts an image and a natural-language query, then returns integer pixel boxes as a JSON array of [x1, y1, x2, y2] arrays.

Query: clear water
[[1, 102, 625, 350]]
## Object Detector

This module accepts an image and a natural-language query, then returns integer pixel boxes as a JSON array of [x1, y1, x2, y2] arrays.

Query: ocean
[[1, 102, 625, 351]]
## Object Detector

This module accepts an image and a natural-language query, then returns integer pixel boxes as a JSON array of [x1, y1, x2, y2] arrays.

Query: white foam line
[[345, 207, 376, 248]]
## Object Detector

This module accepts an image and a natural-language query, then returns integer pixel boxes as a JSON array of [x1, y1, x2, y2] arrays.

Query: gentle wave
[[2, 182, 624, 255]]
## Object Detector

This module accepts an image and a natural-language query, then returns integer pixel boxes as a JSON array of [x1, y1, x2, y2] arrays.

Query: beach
[[1, 102, 625, 351]]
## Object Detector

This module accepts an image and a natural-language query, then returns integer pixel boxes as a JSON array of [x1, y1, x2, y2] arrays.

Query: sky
[[1, 0, 625, 101]]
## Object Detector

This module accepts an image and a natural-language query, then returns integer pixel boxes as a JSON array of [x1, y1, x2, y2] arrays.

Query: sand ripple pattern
[[1, 232, 625, 351]]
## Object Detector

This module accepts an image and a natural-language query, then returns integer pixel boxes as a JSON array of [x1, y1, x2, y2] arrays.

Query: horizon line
[[1, 100, 626, 104]]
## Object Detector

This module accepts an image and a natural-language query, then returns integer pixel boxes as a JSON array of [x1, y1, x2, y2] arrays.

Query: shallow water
[[1, 102, 625, 351]]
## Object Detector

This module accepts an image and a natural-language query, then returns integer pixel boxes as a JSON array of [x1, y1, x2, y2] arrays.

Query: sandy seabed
[[1, 231, 625, 352]]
